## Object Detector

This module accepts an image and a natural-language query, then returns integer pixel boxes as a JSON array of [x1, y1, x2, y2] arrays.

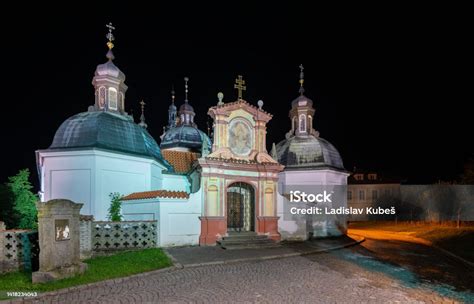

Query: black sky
[[1, 3, 471, 187]]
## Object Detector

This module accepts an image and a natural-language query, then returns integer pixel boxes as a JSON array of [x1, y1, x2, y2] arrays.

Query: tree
[[108, 192, 123, 222], [0, 183, 19, 229], [7, 169, 38, 229]]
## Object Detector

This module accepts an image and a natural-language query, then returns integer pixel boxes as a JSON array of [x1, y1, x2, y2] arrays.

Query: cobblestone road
[[20, 245, 468, 304]]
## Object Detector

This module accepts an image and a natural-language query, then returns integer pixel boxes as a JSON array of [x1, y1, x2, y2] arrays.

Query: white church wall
[[277, 169, 349, 240], [151, 163, 163, 189], [158, 188, 202, 247], [122, 188, 202, 247], [38, 149, 166, 221], [39, 152, 96, 215], [161, 173, 190, 192]]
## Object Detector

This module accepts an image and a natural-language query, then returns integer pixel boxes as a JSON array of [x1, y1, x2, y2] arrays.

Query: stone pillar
[[257, 216, 281, 241], [199, 216, 226, 245], [79, 215, 93, 260], [33, 199, 87, 283]]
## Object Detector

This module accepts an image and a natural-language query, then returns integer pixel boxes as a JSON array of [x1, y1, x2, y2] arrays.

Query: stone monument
[[32, 199, 87, 283]]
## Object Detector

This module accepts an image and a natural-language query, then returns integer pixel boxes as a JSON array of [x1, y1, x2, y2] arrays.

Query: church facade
[[36, 25, 348, 247]]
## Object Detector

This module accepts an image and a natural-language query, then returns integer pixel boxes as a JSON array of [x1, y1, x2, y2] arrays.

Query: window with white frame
[[299, 114, 306, 132], [98, 86, 106, 108], [108, 88, 118, 110]]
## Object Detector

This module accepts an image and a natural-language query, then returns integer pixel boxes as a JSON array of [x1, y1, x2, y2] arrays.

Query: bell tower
[[91, 23, 128, 115], [286, 65, 318, 138]]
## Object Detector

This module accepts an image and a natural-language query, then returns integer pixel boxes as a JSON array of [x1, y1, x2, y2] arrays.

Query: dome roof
[[161, 125, 210, 152], [291, 94, 313, 107], [275, 135, 344, 170], [49, 111, 170, 168], [179, 102, 194, 113], [95, 60, 126, 81]]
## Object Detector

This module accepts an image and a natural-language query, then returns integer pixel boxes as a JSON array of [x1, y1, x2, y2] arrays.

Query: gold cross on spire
[[140, 100, 146, 114], [234, 75, 246, 100], [106, 22, 115, 50]]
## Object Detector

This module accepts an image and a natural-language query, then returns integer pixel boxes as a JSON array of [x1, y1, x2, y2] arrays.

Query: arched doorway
[[227, 182, 255, 232]]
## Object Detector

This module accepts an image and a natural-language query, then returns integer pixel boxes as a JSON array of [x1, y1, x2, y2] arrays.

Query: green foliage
[[108, 192, 123, 222], [6, 169, 38, 229], [0, 248, 172, 297], [0, 184, 18, 229]]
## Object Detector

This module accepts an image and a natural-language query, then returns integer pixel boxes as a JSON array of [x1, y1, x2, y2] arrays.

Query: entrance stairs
[[217, 231, 280, 250]]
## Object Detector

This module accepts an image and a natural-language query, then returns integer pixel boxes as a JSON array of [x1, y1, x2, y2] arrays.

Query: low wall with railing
[[79, 218, 158, 259], [0, 221, 31, 273]]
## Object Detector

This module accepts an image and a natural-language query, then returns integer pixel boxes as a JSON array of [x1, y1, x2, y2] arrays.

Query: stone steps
[[217, 232, 280, 250]]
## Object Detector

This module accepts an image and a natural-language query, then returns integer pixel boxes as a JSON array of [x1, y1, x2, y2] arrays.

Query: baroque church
[[35, 25, 349, 247]]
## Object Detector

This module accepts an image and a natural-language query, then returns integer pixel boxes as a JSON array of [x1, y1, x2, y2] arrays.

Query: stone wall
[[0, 223, 30, 273], [79, 219, 158, 258]]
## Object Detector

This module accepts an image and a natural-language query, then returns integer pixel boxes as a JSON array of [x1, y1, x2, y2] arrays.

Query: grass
[[0, 248, 172, 299], [349, 221, 474, 262]]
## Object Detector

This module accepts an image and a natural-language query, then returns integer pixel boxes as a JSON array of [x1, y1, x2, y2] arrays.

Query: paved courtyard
[[14, 239, 474, 303]]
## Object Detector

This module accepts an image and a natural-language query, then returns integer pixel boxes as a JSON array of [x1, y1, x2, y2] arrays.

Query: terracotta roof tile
[[121, 190, 189, 201], [162, 150, 199, 173]]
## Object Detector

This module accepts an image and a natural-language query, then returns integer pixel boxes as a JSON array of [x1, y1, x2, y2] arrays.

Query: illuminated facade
[[36, 26, 348, 247], [198, 99, 283, 245]]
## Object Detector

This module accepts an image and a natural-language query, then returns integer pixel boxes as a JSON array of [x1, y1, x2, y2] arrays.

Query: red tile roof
[[162, 150, 199, 173], [121, 190, 189, 201]]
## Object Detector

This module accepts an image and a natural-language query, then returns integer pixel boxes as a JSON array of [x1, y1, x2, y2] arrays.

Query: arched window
[[108, 88, 118, 110], [292, 116, 297, 131], [308, 115, 312, 129], [119, 92, 124, 111], [98, 86, 106, 109], [299, 114, 306, 133]]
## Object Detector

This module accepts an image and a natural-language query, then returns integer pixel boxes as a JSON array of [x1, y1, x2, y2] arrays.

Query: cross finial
[[299, 64, 305, 95], [106, 22, 115, 50], [234, 75, 246, 100], [171, 86, 175, 104], [184, 77, 189, 102], [139, 100, 147, 129]]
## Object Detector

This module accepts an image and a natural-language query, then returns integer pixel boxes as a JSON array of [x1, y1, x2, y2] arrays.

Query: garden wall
[[79, 218, 158, 259], [0, 221, 30, 273]]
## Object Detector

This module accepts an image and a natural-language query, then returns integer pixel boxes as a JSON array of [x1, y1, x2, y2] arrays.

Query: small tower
[[287, 64, 317, 138], [91, 22, 128, 115], [139, 100, 147, 129], [178, 77, 197, 127], [167, 88, 177, 129]]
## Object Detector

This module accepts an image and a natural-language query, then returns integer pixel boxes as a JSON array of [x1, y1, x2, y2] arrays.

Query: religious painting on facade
[[55, 219, 70, 241], [229, 119, 252, 156]]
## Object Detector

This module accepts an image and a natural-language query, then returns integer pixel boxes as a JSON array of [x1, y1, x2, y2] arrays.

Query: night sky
[[1, 4, 471, 187]]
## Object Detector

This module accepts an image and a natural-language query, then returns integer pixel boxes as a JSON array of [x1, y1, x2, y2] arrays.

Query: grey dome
[[49, 111, 170, 168], [179, 102, 194, 113], [161, 125, 210, 152], [275, 135, 344, 170], [95, 60, 126, 81], [291, 94, 313, 107]]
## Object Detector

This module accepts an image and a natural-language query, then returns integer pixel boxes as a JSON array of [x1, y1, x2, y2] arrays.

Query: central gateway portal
[[227, 182, 255, 232], [198, 98, 284, 245]]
